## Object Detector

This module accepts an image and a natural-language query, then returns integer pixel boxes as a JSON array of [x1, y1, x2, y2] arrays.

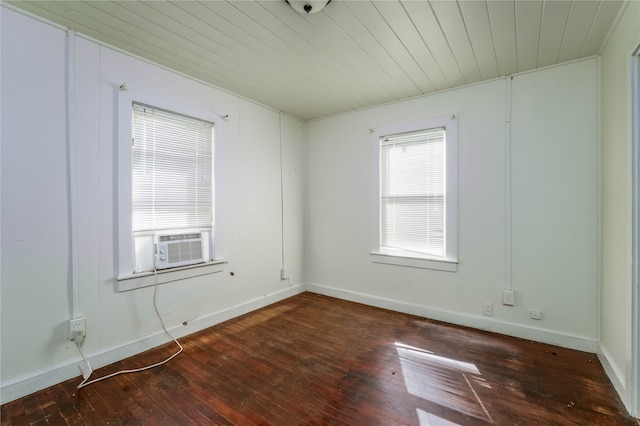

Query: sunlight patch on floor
[[396, 342, 493, 423], [416, 408, 461, 425]]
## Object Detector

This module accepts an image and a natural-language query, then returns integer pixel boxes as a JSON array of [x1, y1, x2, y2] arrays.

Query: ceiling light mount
[[285, 0, 332, 15]]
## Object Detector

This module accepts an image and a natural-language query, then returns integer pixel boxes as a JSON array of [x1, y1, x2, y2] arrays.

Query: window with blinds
[[131, 103, 214, 235], [117, 89, 224, 285], [126, 102, 215, 274], [380, 128, 445, 257], [371, 115, 457, 271]]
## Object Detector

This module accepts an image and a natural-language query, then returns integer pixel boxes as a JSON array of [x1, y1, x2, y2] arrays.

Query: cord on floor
[[74, 268, 183, 391]]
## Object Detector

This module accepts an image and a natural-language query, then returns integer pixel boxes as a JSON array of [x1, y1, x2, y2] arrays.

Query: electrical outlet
[[502, 289, 515, 306], [280, 267, 289, 280], [530, 310, 542, 320], [69, 317, 86, 341], [482, 303, 493, 316]]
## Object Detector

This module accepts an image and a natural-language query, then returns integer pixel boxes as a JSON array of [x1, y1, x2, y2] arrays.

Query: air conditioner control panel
[[154, 233, 204, 269]]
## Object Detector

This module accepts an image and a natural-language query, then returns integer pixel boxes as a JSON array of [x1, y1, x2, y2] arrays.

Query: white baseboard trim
[[597, 342, 634, 416], [307, 283, 598, 353], [1, 283, 306, 404]]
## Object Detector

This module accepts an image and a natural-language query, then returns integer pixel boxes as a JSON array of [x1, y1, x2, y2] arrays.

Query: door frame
[[630, 46, 639, 418]]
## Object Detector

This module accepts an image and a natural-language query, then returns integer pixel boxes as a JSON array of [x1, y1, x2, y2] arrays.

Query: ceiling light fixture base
[[285, 0, 332, 15]]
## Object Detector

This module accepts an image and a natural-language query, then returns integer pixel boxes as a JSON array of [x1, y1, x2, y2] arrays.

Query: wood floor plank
[[2, 292, 637, 425]]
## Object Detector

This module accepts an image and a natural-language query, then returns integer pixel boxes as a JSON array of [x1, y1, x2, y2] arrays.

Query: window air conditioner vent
[[154, 232, 204, 269]]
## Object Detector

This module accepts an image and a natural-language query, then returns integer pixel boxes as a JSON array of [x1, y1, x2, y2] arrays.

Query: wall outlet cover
[[482, 303, 493, 316], [502, 289, 515, 306], [69, 317, 86, 340]]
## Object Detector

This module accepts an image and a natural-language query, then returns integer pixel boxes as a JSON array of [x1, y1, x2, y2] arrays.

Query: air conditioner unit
[[154, 232, 204, 270]]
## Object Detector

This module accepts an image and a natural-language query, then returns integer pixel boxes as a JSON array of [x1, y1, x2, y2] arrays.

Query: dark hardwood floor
[[2, 292, 637, 425]]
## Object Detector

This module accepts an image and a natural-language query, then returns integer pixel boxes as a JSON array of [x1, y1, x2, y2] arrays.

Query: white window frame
[[371, 115, 458, 272], [116, 89, 225, 291]]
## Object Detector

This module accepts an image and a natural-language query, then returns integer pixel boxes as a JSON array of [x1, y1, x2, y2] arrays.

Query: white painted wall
[[0, 8, 306, 403], [307, 59, 599, 352], [599, 0, 640, 417], [1, 2, 633, 412], [510, 62, 598, 340]]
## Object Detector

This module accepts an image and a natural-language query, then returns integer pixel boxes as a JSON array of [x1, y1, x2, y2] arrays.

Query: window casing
[[117, 90, 225, 290], [371, 116, 458, 271]]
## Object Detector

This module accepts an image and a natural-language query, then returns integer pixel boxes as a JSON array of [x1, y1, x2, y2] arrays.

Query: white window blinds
[[380, 127, 445, 257], [131, 103, 213, 234]]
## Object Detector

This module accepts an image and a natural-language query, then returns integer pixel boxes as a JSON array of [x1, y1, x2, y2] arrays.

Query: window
[[371, 115, 458, 271], [117, 90, 224, 290], [131, 103, 213, 272]]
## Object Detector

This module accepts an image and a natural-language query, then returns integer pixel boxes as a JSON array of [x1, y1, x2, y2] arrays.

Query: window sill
[[117, 259, 227, 292], [370, 252, 457, 272]]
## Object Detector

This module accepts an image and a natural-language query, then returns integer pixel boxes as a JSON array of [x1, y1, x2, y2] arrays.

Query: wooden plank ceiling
[[6, 0, 624, 120]]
